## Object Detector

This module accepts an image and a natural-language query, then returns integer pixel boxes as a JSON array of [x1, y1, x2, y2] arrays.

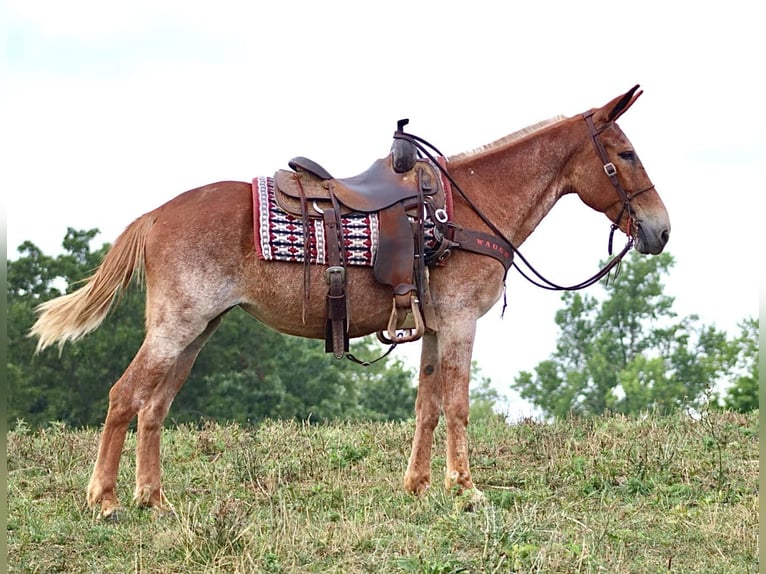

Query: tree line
[[7, 229, 758, 429]]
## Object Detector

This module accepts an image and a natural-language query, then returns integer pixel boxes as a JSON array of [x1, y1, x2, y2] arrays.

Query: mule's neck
[[446, 118, 578, 247]]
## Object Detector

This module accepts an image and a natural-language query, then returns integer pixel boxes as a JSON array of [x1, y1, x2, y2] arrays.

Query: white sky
[[4, 1, 763, 417]]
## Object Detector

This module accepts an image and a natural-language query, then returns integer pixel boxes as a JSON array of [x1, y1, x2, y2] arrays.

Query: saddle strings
[[392, 131, 636, 292]]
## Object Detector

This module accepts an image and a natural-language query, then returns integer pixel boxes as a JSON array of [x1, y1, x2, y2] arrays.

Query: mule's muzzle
[[635, 219, 670, 255]]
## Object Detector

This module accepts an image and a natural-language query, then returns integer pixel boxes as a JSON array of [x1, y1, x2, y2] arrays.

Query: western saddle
[[273, 120, 514, 359]]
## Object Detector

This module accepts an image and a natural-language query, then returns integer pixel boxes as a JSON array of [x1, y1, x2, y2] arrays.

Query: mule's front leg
[[439, 325, 478, 494], [404, 333, 442, 494]]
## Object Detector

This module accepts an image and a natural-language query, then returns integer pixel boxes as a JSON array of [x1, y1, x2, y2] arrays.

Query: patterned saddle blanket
[[252, 176, 379, 267], [252, 175, 446, 267]]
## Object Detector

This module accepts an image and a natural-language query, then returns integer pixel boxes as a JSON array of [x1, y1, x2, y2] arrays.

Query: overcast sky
[[4, 1, 762, 417]]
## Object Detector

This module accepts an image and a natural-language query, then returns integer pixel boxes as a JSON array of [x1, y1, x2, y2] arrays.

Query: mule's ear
[[593, 84, 643, 127], [607, 84, 643, 122]]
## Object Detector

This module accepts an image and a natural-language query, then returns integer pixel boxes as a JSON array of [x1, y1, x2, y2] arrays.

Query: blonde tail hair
[[30, 215, 154, 353]]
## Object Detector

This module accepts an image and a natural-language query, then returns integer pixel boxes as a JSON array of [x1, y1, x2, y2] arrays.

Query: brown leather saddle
[[273, 144, 449, 358]]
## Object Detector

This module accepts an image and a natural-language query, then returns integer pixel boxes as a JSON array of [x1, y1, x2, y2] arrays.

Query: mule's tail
[[30, 215, 155, 353]]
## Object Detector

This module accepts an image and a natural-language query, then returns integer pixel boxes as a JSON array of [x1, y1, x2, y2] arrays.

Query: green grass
[[8, 410, 759, 573]]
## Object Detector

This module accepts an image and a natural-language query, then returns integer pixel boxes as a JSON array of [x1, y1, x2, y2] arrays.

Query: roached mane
[[449, 115, 567, 161]]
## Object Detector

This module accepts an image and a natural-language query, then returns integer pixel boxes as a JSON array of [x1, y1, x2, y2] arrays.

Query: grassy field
[[7, 409, 759, 573]]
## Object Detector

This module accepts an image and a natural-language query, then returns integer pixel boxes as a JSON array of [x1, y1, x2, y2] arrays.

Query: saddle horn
[[392, 118, 418, 173]]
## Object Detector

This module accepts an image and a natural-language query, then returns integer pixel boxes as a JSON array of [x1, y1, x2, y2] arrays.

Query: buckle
[[325, 265, 345, 284], [603, 162, 617, 177]]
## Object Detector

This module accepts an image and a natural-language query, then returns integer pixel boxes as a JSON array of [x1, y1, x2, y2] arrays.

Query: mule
[[31, 85, 670, 518]]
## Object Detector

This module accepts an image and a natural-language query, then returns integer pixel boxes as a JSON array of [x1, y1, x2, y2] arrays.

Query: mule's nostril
[[661, 229, 670, 245]]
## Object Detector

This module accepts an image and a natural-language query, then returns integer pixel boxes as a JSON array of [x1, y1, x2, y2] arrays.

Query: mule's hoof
[[445, 470, 474, 492], [98, 502, 120, 522], [134, 484, 167, 509], [404, 472, 431, 496], [88, 489, 120, 521]]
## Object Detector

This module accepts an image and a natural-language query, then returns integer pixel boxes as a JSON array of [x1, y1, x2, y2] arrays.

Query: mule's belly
[[240, 261, 394, 340]]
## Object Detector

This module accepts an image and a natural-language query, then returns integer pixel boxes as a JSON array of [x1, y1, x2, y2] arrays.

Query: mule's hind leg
[[404, 332, 442, 494], [88, 315, 216, 517], [87, 340, 182, 518], [133, 315, 222, 510]]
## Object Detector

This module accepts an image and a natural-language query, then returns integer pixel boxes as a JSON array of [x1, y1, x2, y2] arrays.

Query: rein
[[393, 114, 654, 293]]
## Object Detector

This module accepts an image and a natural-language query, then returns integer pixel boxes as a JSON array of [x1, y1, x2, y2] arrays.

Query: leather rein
[[393, 112, 656, 293]]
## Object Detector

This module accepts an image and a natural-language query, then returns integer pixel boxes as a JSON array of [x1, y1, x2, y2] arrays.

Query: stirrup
[[380, 295, 425, 344]]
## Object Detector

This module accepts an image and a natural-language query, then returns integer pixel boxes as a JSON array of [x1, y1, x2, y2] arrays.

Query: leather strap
[[449, 226, 514, 272], [294, 175, 312, 323], [322, 200, 348, 358]]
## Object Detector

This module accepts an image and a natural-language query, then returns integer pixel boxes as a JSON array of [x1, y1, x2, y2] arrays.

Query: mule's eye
[[618, 150, 636, 161]]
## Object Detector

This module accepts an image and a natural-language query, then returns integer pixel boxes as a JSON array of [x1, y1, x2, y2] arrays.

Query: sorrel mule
[[31, 86, 670, 518]]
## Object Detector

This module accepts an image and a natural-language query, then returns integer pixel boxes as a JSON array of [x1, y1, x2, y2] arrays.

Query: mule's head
[[573, 85, 670, 255]]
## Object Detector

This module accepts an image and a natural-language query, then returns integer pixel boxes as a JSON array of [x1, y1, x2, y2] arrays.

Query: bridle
[[582, 110, 656, 257], [393, 112, 657, 293]]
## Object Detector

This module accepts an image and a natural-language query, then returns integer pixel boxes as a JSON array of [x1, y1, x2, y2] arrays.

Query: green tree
[[512, 252, 752, 418], [722, 317, 759, 413], [8, 230, 416, 427]]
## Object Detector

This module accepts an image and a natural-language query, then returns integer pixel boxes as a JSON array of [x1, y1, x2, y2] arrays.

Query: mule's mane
[[449, 115, 567, 161]]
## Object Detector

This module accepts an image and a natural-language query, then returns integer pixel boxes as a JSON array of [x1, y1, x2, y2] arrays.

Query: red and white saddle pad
[[252, 176, 379, 267]]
